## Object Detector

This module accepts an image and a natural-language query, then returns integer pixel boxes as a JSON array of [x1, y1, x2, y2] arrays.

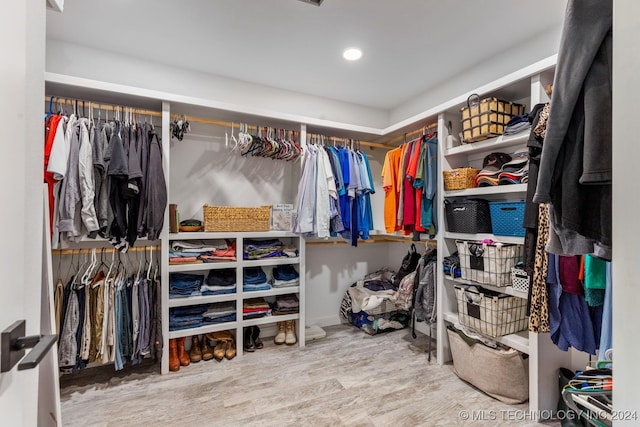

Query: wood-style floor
[[59, 324, 559, 426]]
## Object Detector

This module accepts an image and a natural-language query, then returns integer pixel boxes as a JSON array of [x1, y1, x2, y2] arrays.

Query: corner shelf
[[443, 231, 525, 245], [444, 132, 529, 157], [444, 184, 527, 198], [441, 310, 529, 354], [444, 275, 528, 299]]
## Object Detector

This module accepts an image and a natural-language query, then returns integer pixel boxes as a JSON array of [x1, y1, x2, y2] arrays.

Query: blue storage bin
[[489, 201, 525, 237]]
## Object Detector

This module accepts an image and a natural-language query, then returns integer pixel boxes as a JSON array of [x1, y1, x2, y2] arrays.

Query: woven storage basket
[[203, 204, 271, 232], [443, 168, 479, 190], [461, 95, 526, 143], [444, 199, 492, 233]]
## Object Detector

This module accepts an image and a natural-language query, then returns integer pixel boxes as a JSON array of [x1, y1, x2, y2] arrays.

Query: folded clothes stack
[[474, 151, 529, 187], [243, 238, 297, 259], [272, 294, 299, 315], [169, 272, 204, 298], [503, 114, 531, 136], [202, 268, 236, 295], [243, 266, 271, 292], [271, 265, 299, 288], [202, 302, 236, 324], [498, 152, 529, 185], [169, 304, 207, 331], [243, 298, 270, 319], [170, 239, 236, 264]]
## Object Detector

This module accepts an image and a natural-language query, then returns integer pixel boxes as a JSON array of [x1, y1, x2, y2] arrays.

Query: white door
[[0, 0, 50, 426]]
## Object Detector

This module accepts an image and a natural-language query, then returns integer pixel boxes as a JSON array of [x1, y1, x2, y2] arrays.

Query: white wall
[[388, 26, 563, 124], [612, 0, 640, 420], [168, 122, 299, 220], [46, 39, 390, 130]]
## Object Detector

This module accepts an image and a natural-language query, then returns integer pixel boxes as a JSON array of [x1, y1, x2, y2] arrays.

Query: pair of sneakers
[[274, 320, 297, 345]]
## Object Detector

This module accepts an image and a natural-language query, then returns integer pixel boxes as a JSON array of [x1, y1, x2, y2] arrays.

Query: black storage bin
[[445, 199, 492, 233]]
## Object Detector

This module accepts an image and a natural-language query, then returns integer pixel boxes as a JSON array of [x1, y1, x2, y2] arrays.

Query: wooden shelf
[[168, 321, 239, 339], [169, 231, 298, 240], [444, 184, 527, 198], [168, 260, 237, 272], [441, 311, 529, 353], [444, 132, 528, 157], [168, 294, 236, 308], [444, 276, 528, 299], [241, 286, 300, 299], [443, 231, 524, 245]]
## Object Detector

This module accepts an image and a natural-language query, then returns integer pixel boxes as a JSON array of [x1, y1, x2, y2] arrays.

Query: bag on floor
[[393, 243, 421, 287]]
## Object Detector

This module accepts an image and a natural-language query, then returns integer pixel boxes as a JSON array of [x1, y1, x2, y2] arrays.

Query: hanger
[[146, 246, 153, 281]]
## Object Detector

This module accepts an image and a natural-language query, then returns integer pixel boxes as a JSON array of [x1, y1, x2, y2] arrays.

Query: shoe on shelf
[[225, 336, 237, 360], [189, 336, 202, 363], [213, 340, 227, 361], [201, 336, 214, 361], [169, 338, 180, 372], [274, 322, 286, 345], [244, 327, 255, 352], [177, 337, 190, 366], [207, 330, 233, 342], [285, 320, 297, 345], [252, 325, 264, 349]]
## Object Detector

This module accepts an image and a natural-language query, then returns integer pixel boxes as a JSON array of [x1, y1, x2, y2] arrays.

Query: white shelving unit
[[164, 231, 305, 373], [434, 63, 575, 414]]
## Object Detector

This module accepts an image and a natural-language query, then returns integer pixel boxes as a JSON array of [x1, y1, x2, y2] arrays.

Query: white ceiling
[[46, 0, 567, 110]]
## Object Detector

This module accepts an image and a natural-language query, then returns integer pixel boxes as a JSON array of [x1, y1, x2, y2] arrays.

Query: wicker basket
[[203, 204, 271, 232], [443, 167, 479, 190], [461, 95, 526, 143]]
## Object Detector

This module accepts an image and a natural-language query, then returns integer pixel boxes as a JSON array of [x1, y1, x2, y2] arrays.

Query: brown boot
[[177, 337, 190, 367], [201, 336, 214, 361], [189, 336, 202, 363], [213, 340, 227, 361], [169, 339, 180, 372], [285, 320, 297, 345], [225, 336, 237, 360]]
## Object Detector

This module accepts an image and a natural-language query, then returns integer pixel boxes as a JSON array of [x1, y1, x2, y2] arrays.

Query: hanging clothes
[[382, 133, 438, 238], [293, 142, 374, 246]]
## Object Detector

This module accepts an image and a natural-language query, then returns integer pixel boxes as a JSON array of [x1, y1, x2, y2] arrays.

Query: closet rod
[[384, 122, 438, 146], [44, 96, 389, 149], [45, 96, 161, 118], [51, 246, 160, 256], [306, 132, 395, 150]]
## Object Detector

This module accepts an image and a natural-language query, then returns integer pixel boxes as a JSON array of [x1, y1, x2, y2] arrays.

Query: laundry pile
[[474, 152, 529, 187], [169, 239, 236, 264]]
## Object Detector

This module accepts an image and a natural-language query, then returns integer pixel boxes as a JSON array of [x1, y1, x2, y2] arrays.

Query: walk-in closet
[[1, 0, 636, 426]]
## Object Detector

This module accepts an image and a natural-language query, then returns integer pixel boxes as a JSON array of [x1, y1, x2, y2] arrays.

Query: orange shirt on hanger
[[381, 146, 403, 233]]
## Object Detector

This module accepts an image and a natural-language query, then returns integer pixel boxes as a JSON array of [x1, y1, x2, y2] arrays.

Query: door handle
[[1, 320, 57, 373]]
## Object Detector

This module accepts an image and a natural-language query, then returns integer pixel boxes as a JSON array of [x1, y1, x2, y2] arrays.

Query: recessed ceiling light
[[343, 48, 363, 61]]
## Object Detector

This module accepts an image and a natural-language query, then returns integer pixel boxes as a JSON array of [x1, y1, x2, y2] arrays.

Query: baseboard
[[308, 315, 342, 328]]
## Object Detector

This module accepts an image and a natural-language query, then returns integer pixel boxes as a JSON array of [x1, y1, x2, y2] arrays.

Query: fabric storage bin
[[203, 204, 271, 232], [511, 265, 530, 293], [489, 201, 526, 237], [444, 199, 492, 234], [461, 95, 526, 143], [447, 328, 529, 404], [455, 240, 523, 286], [454, 285, 528, 337], [443, 167, 479, 190]]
